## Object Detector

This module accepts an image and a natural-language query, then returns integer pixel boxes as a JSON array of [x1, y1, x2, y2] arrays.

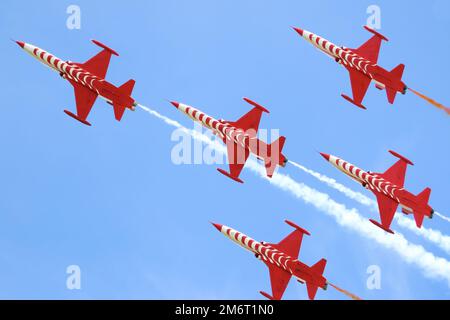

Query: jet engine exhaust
[[328, 282, 362, 300], [408, 88, 450, 115]]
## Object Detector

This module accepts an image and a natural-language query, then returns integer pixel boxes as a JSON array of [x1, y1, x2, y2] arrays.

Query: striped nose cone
[[210, 222, 223, 232], [292, 27, 304, 36], [15, 40, 25, 48], [319, 152, 330, 161], [170, 101, 180, 108]]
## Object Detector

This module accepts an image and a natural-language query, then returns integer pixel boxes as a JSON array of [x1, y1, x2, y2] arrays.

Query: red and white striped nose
[[292, 27, 304, 36], [15, 40, 25, 48], [169, 101, 189, 114], [319, 152, 331, 162], [210, 222, 223, 232]]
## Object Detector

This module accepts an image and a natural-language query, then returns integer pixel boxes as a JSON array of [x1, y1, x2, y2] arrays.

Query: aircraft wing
[[351, 35, 383, 64], [74, 49, 113, 79], [231, 108, 263, 134], [264, 263, 292, 300], [267, 229, 304, 260], [374, 160, 408, 188], [69, 79, 98, 122], [226, 98, 269, 136], [217, 138, 250, 183], [347, 67, 371, 106], [374, 191, 399, 231]]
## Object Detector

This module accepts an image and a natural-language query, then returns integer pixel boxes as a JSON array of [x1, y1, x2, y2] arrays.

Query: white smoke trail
[[139, 104, 450, 286], [435, 212, 450, 223], [289, 160, 450, 256], [396, 217, 450, 255], [289, 161, 373, 206]]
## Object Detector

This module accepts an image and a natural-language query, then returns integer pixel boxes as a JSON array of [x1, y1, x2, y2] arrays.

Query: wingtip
[[369, 219, 395, 234], [91, 39, 119, 56], [388, 150, 414, 166], [242, 97, 269, 113], [285, 220, 311, 236], [259, 291, 274, 300]]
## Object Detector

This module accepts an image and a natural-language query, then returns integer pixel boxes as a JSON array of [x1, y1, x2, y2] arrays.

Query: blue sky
[[0, 0, 449, 299]]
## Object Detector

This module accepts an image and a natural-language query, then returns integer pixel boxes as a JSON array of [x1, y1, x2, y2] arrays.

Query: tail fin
[[413, 187, 432, 228], [119, 79, 135, 96], [417, 187, 432, 203], [113, 79, 136, 121], [306, 258, 327, 300], [264, 136, 287, 178], [386, 64, 405, 104]]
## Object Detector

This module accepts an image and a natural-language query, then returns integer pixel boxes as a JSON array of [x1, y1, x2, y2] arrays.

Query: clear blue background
[[0, 0, 449, 299]]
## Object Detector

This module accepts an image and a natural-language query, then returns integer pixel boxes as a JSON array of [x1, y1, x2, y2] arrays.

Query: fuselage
[[171, 102, 284, 164], [214, 223, 327, 289], [325, 154, 433, 217], [17, 41, 135, 110], [296, 29, 407, 94]]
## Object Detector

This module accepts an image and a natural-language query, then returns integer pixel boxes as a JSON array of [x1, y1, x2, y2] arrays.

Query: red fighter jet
[[15, 40, 138, 126], [293, 26, 407, 109], [211, 220, 328, 300], [320, 150, 434, 234], [170, 99, 287, 183]]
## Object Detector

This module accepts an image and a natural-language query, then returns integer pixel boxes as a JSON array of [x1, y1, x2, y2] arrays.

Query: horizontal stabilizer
[[413, 187, 432, 227], [306, 282, 320, 300], [413, 211, 425, 228], [119, 79, 136, 96], [417, 187, 431, 203], [113, 79, 136, 121], [264, 136, 287, 178], [386, 64, 405, 104], [305, 259, 327, 300], [390, 64, 405, 81], [113, 104, 126, 122], [311, 258, 327, 277]]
